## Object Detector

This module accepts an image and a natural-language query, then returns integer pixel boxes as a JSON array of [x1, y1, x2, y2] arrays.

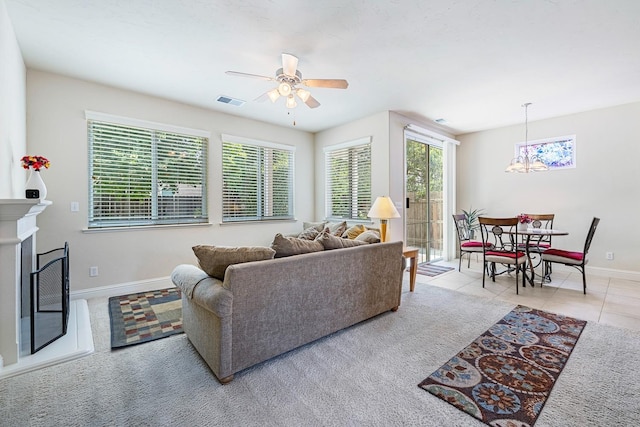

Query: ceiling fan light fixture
[[278, 82, 292, 96], [286, 95, 297, 109], [296, 88, 311, 102], [267, 89, 280, 103]]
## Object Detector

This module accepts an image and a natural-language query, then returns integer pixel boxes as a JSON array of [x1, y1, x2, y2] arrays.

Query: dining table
[[506, 228, 569, 285]]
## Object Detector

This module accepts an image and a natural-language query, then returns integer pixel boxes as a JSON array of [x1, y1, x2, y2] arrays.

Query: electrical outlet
[[89, 266, 99, 277], [606, 252, 614, 260]]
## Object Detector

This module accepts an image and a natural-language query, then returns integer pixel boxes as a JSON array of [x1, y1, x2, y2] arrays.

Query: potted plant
[[461, 207, 485, 239]]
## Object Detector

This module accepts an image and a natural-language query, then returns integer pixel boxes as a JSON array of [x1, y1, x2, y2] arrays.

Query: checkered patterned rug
[[108, 287, 183, 349], [416, 262, 455, 277]]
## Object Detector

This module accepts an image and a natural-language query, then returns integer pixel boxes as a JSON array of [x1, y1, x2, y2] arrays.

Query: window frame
[[221, 134, 296, 223], [86, 111, 210, 229], [324, 136, 372, 221]]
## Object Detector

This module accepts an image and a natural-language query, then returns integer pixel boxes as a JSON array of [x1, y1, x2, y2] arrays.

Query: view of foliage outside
[[326, 144, 371, 219], [406, 139, 443, 198], [89, 120, 207, 227], [405, 139, 444, 261], [222, 141, 294, 221]]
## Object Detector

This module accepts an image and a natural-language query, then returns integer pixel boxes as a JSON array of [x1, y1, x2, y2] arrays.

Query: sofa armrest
[[171, 264, 233, 317]]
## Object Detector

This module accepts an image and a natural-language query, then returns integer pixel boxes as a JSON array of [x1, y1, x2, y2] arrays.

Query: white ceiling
[[5, 0, 640, 134]]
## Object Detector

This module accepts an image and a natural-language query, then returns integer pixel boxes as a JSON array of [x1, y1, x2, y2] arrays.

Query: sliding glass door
[[405, 138, 444, 263]]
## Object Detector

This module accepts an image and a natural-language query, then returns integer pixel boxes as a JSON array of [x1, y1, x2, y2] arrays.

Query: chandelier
[[505, 103, 548, 173]]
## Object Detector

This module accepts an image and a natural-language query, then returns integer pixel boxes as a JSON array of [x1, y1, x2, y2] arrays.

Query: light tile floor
[[406, 258, 640, 332]]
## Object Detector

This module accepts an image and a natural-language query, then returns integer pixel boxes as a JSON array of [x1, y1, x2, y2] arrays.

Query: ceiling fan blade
[[301, 79, 349, 89], [225, 71, 274, 81], [304, 94, 321, 109], [282, 53, 298, 77], [254, 92, 269, 102]]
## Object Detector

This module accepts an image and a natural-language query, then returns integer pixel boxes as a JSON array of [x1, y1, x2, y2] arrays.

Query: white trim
[[405, 124, 459, 145], [221, 133, 296, 151], [405, 129, 444, 148], [85, 111, 211, 138], [586, 266, 640, 282], [323, 136, 372, 152], [70, 276, 174, 300]]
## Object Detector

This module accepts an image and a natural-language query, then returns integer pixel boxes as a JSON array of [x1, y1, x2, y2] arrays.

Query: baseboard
[[586, 266, 640, 282], [70, 276, 174, 300]]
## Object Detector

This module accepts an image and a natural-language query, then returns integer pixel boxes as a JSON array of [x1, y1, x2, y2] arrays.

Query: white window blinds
[[324, 137, 371, 220], [87, 115, 208, 228], [222, 135, 295, 222]]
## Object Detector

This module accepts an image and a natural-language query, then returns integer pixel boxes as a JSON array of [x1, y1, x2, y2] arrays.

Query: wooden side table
[[403, 246, 419, 292]]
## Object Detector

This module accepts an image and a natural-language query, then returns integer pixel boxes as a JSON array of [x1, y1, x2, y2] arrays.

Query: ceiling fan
[[225, 53, 349, 109]]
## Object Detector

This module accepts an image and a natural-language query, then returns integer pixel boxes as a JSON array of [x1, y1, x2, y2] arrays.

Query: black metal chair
[[479, 217, 527, 294], [541, 217, 600, 294], [452, 214, 492, 271]]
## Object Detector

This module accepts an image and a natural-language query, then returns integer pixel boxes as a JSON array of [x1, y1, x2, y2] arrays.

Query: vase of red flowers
[[22, 155, 50, 200], [517, 214, 531, 231]]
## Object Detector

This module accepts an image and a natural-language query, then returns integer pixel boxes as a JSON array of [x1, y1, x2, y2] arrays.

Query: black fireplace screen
[[29, 242, 70, 354]]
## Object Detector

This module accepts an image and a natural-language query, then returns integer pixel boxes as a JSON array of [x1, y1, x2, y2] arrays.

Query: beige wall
[[26, 70, 315, 291], [457, 102, 640, 273], [314, 111, 392, 228], [0, 0, 26, 198]]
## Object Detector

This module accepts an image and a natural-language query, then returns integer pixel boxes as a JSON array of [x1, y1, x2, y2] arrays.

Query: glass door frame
[[403, 125, 458, 263]]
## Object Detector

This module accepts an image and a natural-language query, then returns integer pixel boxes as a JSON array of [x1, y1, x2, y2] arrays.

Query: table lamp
[[367, 196, 401, 242]]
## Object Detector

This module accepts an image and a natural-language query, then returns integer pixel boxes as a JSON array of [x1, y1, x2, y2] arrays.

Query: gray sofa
[[171, 241, 404, 383]]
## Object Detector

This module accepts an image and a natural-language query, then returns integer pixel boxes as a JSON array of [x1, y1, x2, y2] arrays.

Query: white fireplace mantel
[[0, 199, 51, 367]]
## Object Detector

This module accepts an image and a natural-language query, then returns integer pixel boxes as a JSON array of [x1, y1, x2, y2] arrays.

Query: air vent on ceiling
[[216, 95, 245, 107]]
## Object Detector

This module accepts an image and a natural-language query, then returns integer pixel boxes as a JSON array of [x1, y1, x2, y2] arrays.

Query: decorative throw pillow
[[325, 221, 347, 236], [316, 229, 368, 250], [271, 233, 324, 258], [302, 221, 327, 232], [355, 230, 381, 244], [298, 226, 321, 240], [342, 224, 366, 239], [192, 245, 276, 280]]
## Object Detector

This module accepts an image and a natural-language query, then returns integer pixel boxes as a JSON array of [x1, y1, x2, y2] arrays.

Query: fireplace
[[1, 200, 92, 377]]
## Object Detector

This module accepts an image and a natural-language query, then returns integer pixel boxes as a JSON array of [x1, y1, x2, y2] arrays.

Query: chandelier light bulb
[[296, 88, 311, 102], [286, 95, 297, 108], [267, 88, 280, 103], [278, 82, 292, 96]]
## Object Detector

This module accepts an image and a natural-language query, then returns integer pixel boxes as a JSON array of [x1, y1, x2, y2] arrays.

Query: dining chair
[[452, 214, 493, 271], [541, 217, 600, 294], [478, 217, 527, 294]]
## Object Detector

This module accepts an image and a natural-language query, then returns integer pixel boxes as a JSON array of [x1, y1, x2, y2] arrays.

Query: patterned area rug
[[416, 262, 454, 277], [419, 305, 587, 426], [108, 287, 183, 349]]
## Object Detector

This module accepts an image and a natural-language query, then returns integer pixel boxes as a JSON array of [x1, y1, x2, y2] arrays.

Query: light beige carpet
[[1, 280, 639, 426]]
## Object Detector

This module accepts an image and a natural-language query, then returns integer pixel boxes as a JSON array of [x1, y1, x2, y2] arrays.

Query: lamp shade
[[367, 196, 400, 219]]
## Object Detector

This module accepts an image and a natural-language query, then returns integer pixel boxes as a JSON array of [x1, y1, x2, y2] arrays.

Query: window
[[222, 134, 295, 222], [515, 134, 576, 170], [324, 137, 371, 220], [87, 112, 209, 228]]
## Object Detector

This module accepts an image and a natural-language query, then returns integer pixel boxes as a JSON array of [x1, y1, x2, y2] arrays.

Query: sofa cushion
[[342, 224, 366, 239], [325, 221, 347, 236], [192, 245, 276, 280], [302, 221, 327, 231], [355, 230, 381, 243], [297, 226, 321, 240], [316, 230, 368, 250], [271, 233, 324, 258]]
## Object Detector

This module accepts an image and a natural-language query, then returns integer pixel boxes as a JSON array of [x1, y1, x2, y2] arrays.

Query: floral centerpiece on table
[[518, 214, 531, 224], [21, 155, 50, 171]]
